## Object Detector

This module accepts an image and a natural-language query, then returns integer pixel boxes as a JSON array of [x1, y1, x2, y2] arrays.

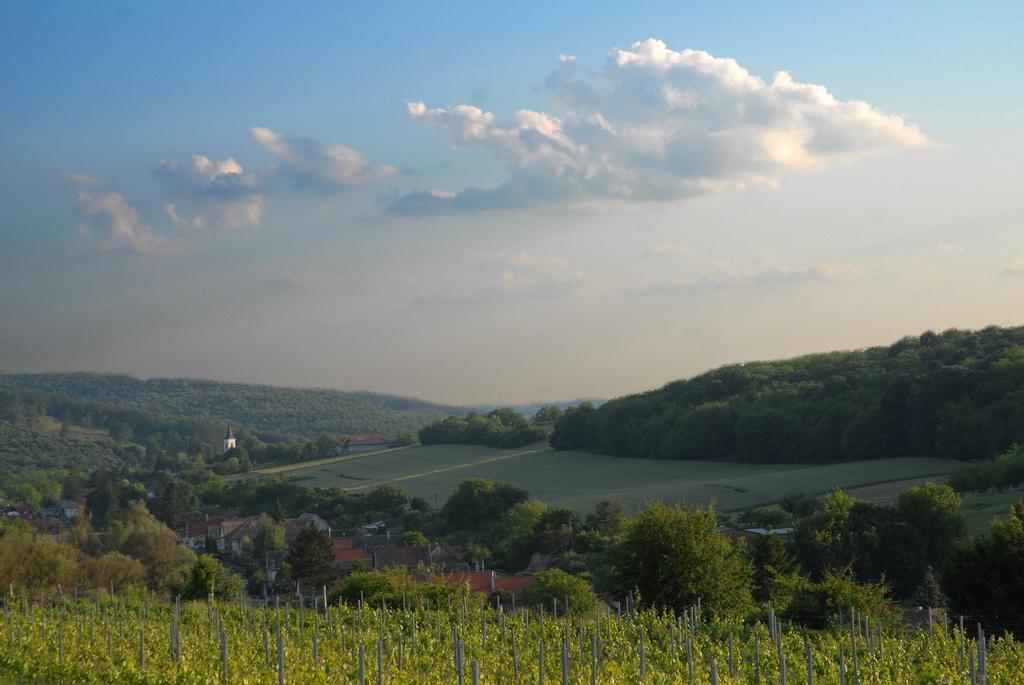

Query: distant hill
[[552, 325, 1024, 464], [1, 372, 468, 439]]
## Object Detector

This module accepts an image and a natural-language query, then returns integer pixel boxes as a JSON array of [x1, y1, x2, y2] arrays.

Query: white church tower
[[222, 426, 236, 455]]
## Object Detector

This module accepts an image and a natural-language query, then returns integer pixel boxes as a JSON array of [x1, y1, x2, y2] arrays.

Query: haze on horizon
[[2, 2, 1023, 405]]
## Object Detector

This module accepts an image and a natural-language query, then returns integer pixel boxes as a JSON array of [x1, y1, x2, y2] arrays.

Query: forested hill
[[552, 325, 1024, 464], [0, 373, 468, 438]]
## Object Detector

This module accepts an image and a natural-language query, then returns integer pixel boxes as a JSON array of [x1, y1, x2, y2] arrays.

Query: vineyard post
[[561, 639, 569, 685], [377, 637, 384, 685], [710, 658, 719, 685], [220, 628, 229, 682], [958, 616, 966, 673], [456, 635, 465, 685], [262, 624, 271, 668], [968, 649, 975, 685], [849, 610, 859, 685], [359, 645, 366, 685], [276, 618, 285, 685], [805, 638, 813, 685], [539, 640, 545, 685], [977, 624, 986, 685], [838, 644, 845, 685], [754, 631, 760, 683], [139, 628, 145, 671], [639, 630, 645, 680], [686, 627, 694, 685], [313, 621, 320, 669], [398, 634, 403, 670], [512, 630, 519, 680], [590, 631, 597, 685], [472, 659, 480, 685], [928, 607, 934, 635], [780, 651, 787, 685], [729, 633, 735, 676]]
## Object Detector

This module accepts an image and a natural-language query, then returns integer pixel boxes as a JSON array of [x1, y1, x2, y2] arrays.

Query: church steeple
[[222, 426, 236, 454]]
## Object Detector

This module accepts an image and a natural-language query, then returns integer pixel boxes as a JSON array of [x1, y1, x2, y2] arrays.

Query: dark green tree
[[182, 555, 243, 600], [286, 523, 337, 591], [522, 569, 598, 614], [612, 502, 753, 618]]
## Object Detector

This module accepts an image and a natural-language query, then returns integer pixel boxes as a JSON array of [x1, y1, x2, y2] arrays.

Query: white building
[[223, 426, 236, 454]]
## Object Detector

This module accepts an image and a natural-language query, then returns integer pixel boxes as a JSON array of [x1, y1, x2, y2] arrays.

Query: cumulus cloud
[[76, 192, 181, 254], [390, 38, 931, 214], [250, 126, 397, 189], [935, 241, 964, 255], [155, 154, 266, 229]]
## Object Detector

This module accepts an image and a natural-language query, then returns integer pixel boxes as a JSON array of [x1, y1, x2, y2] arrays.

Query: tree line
[[551, 326, 1024, 463], [418, 406, 559, 448]]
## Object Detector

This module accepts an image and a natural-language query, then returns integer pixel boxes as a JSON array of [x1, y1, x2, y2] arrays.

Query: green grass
[[960, 489, 1024, 534], [255, 446, 411, 475], [280, 443, 957, 513]]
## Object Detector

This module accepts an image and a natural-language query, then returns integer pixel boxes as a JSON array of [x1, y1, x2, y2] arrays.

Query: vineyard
[[1, 593, 1021, 684]]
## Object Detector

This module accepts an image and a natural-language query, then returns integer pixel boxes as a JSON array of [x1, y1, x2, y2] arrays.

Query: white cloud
[[76, 191, 181, 254], [936, 241, 964, 255], [1006, 259, 1024, 275], [630, 259, 863, 296], [250, 126, 397, 188], [490, 251, 585, 291], [390, 38, 931, 214], [648, 244, 692, 256], [155, 154, 266, 229], [65, 172, 100, 187]]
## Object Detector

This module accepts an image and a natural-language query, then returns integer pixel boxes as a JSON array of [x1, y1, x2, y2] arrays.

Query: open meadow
[[270, 444, 956, 513]]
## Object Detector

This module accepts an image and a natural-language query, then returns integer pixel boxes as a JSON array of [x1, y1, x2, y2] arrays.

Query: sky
[[2, 1, 1024, 404]]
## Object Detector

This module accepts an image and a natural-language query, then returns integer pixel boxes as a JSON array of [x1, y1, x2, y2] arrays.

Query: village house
[[284, 513, 331, 544], [412, 570, 536, 601], [342, 434, 393, 454]]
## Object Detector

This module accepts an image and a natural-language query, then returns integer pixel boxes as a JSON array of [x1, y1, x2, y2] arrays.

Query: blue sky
[[2, 2, 1023, 403]]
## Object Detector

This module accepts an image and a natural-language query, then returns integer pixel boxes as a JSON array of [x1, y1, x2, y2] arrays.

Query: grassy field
[[278, 443, 956, 513], [960, 488, 1024, 534]]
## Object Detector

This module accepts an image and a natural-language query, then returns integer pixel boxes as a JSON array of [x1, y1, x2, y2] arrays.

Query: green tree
[[910, 565, 948, 608], [286, 523, 337, 591], [149, 474, 197, 530], [522, 568, 598, 614], [772, 569, 895, 628], [250, 513, 286, 561], [82, 551, 147, 592], [399, 531, 429, 547], [182, 554, 244, 600], [442, 478, 528, 536], [106, 501, 195, 594], [394, 432, 418, 446], [749, 533, 795, 602], [944, 499, 1024, 629], [613, 502, 753, 618]]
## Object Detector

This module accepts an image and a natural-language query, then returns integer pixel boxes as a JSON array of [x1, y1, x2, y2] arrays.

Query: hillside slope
[[1, 373, 468, 438], [552, 325, 1024, 464]]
